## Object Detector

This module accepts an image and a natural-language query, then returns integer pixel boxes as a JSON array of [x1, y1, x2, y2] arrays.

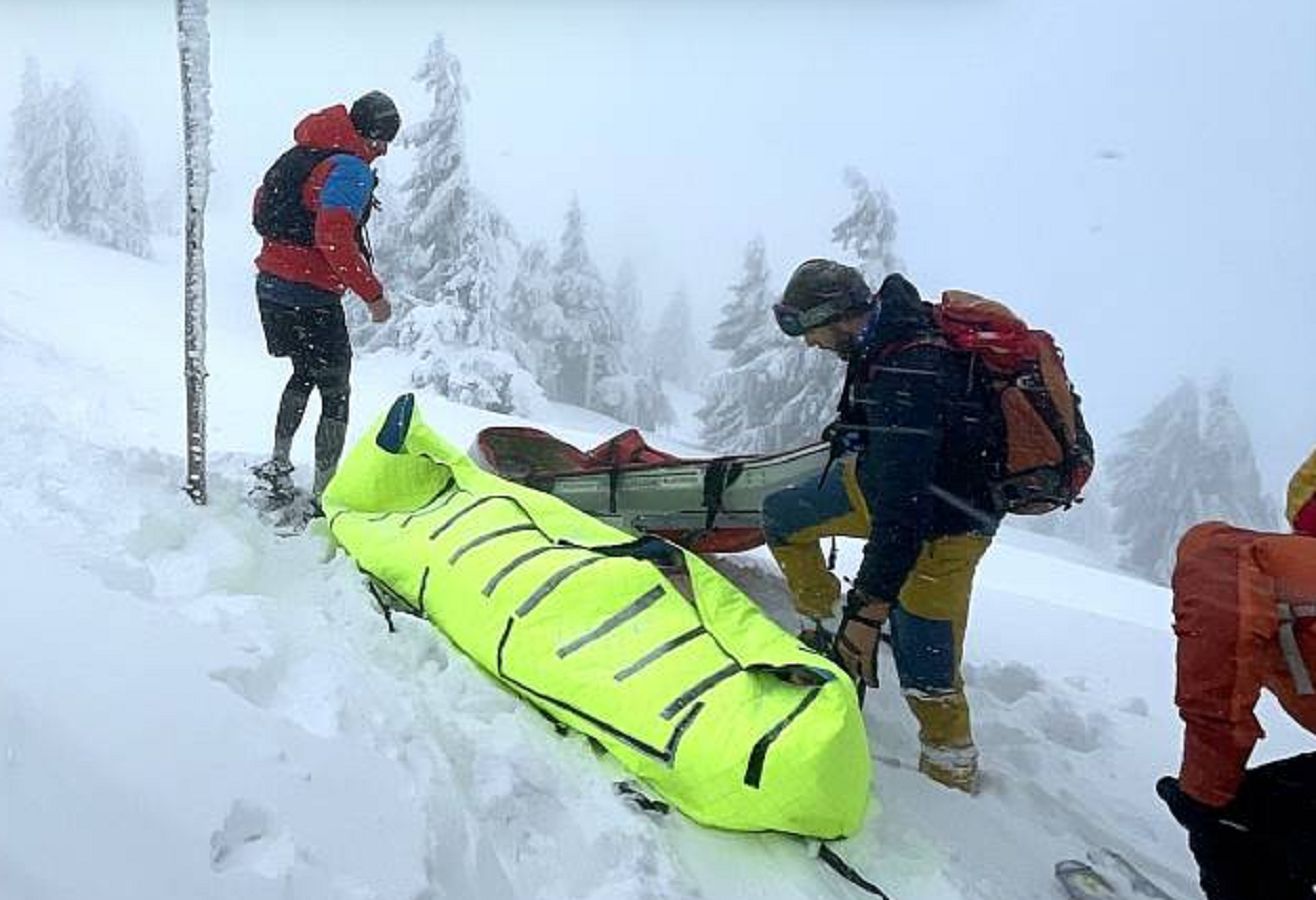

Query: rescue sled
[[323, 395, 871, 839], [473, 426, 830, 553]]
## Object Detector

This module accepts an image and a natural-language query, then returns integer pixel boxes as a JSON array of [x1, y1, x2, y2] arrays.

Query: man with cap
[[250, 91, 400, 511], [763, 260, 1001, 792], [1155, 447, 1316, 900]]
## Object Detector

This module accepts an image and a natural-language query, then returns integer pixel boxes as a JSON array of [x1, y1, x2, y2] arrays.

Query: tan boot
[[918, 742, 979, 794]]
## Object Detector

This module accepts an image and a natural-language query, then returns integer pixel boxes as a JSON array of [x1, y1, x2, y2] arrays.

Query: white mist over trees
[[7, 57, 151, 258], [1108, 377, 1275, 583]]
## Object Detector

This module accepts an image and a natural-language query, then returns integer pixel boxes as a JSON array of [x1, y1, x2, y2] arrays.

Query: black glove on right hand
[[1156, 776, 1247, 834]]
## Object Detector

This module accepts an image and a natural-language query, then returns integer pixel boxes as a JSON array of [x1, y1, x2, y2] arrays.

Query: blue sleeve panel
[[319, 154, 373, 220], [851, 343, 945, 602]]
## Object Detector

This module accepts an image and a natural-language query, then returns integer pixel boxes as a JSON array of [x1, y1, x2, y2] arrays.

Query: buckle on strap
[[1277, 604, 1315, 696]]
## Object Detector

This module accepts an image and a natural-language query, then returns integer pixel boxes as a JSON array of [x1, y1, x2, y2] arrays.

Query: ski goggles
[[772, 295, 868, 337]]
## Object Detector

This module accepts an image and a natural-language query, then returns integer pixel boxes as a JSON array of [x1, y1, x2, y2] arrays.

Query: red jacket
[[254, 105, 385, 303], [1172, 522, 1316, 806]]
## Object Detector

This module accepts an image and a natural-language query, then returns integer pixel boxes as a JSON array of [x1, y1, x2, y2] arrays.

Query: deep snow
[[0, 217, 1309, 899]]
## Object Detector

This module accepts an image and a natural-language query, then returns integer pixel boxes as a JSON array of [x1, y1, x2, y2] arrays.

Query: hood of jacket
[[869, 273, 936, 348], [292, 104, 377, 161]]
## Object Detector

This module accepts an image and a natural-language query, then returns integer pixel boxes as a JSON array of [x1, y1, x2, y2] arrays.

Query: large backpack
[[931, 290, 1094, 515], [253, 146, 376, 253]]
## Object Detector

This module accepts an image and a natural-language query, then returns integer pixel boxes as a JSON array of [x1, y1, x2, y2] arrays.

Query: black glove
[[832, 588, 890, 688], [820, 420, 865, 454], [1156, 776, 1243, 833]]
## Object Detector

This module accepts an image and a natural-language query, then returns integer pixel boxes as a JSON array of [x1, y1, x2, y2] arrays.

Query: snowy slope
[[0, 219, 1309, 900]]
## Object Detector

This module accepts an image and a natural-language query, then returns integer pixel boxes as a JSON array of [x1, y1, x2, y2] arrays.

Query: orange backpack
[[932, 290, 1094, 515]]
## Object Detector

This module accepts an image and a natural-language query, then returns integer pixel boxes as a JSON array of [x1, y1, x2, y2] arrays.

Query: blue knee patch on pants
[[762, 465, 852, 545], [890, 606, 956, 693]]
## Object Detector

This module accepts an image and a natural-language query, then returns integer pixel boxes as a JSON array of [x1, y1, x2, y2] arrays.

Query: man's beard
[[833, 333, 860, 360]]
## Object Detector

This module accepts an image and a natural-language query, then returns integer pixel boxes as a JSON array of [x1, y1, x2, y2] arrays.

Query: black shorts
[[256, 276, 351, 370]]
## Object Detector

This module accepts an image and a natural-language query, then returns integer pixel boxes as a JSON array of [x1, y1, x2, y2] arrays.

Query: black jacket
[[842, 274, 1002, 602]]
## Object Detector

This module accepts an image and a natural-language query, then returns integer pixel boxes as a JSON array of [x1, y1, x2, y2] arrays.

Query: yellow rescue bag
[[322, 395, 872, 838]]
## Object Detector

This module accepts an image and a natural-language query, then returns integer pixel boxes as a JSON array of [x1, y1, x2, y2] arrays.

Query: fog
[[2, 0, 1312, 485]]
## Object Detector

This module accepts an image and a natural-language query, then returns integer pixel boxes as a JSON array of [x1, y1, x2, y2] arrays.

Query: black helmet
[[350, 91, 401, 142], [773, 259, 872, 336]]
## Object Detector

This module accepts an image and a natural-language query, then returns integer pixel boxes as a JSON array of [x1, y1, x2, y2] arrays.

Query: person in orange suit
[[1156, 447, 1316, 900]]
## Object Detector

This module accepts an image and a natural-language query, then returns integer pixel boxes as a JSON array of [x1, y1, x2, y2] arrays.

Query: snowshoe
[[249, 459, 296, 512], [268, 490, 323, 536]]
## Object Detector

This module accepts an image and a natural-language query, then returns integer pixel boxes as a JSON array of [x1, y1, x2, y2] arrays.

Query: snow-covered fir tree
[[539, 198, 671, 429], [1199, 375, 1277, 528], [8, 63, 151, 258], [62, 79, 116, 248], [359, 33, 534, 414], [1109, 377, 1274, 584], [698, 237, 843, 452], [593, 361, 676, 432], [503, 240, 562, 385], [547, 196, 620, 407], [699, 237, 772, 450], [1109, 381, 1207, 583], [610, 260, 644, 347], [102, 123, 152, 258], [646, 287, 696, 390], [831, 167, 901, 286], [9, 57, 68, 231]]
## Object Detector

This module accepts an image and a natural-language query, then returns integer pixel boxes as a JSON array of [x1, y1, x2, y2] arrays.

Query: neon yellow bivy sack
[[322, 395, 872, 838]]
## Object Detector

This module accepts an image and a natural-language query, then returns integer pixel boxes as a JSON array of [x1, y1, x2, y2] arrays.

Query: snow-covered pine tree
[[646, 287, 696, 390], [1108, 380, 1209, 583], [699, 237, 771, 450], [831, 166, 901, 286], [547, 196, 621, 408], [1200, 375, 1277, 528], [361, 33, 532, 413], [9, 56, 68, 231], [102, 122, 152, 258], [62, 79, 116, 247], [504, 240, 562, 385], [368, 33, 472, 349], [1110, 377, 1278, 583], [611, 260, 643, 342], [753, 345, 843, 451], [698, 237, 843, 452]]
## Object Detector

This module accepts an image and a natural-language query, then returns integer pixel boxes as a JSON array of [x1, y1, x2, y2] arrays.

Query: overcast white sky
[[2, 0, 1313, 487]]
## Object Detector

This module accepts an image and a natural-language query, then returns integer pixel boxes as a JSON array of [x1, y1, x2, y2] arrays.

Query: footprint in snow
[[209, 799, 295, 878]]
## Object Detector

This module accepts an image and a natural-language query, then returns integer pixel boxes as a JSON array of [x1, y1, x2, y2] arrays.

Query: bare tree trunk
[[176, 0, 211, 504]]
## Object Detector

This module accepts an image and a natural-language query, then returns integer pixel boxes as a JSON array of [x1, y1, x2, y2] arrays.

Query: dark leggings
[[257, 287, 352, 471], [275, 349, 350, 469]]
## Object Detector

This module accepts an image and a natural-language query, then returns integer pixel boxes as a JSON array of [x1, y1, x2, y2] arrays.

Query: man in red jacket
[[1156, 450, 1316, 900], [251, 92, 399, 510]]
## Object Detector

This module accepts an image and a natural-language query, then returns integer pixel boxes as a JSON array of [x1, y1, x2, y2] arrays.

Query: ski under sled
[[473, 425, 830, 553]]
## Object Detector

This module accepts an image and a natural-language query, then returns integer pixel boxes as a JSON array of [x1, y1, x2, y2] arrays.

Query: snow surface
[[1, 216, 1309, 899]]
